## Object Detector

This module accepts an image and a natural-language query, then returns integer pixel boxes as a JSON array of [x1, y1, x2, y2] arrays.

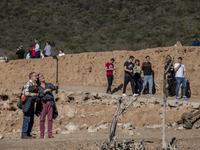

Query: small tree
[[162, 50, 177, 149]]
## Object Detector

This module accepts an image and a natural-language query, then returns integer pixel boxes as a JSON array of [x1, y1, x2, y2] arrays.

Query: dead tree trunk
[[162, 50, 177, 149]]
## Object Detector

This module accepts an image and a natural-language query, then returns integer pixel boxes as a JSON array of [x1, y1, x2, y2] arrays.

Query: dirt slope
[[0, 46, 199, 97]]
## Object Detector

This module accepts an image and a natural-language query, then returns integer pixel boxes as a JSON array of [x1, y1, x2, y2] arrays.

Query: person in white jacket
[[58, 50, 65, 56], [34, 39, 41, 58]]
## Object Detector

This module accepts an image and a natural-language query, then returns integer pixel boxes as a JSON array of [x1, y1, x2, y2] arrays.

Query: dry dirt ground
[[0, 128, 200, 150], [0, 84, 200, 150]]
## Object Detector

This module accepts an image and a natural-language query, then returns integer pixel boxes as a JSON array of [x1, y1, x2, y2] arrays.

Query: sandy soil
[[0, 128, 200, 150]]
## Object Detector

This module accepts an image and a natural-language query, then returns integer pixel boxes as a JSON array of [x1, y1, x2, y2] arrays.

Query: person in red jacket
[[30, 46, 35, 58], [105, 58, 115, 94]]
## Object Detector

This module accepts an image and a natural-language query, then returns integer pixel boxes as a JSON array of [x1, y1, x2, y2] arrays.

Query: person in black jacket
[[36, 74, 59, 139], [164, 60, 174, 97], [16, 46, 25, 59]]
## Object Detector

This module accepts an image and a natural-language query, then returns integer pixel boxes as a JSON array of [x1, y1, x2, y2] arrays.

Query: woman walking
[[133, 59, 142, 94], [36, 74, 59, 138], [44, 41, 52, 57]]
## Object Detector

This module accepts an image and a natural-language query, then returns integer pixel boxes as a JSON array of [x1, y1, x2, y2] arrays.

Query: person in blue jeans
[[21, 72, 39, 139], [140, 56, 153, 95], [174, 57, 188, 100]]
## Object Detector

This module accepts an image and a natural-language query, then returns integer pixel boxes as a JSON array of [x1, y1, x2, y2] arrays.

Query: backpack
[[17, 86, 25, 109]]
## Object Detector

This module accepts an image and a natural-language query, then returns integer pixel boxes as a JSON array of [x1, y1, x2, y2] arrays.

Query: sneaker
[[21, 135, 32, 139], [122, 93, 127, 97], [175, 97, 180, 100], [182, 96, 188, 100], [133, 93, 139, 97], [48, 134, 54, 138], [106, 91, 112, 94], [40, 135, 44, 139]]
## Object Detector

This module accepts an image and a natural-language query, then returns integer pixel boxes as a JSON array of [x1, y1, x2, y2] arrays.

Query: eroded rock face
[[0, 46, 199, 97]]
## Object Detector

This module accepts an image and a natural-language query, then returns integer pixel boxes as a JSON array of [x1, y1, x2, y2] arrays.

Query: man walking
[[122, 56, 138, 97], [105, 58, 115, 94], [21, 72, 39, 139], [140, 56, 153, 95], [16, 46, 25, 59], [34, 39, 41, 58], [174, 57, 188, 100]]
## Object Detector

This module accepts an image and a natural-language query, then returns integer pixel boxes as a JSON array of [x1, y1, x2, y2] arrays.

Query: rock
[[191, 103, 200, 109], [172, 122, 178, 128], [128, 131, 134, 136], [79, 124, 89, 130], [65, 122, 78, 131], [177, 126, 184, 130], [0, 134, 4, 139], [117, 123, 123, 127], [17, 129, 21, 134], [88, 126, 98, 133], [110, 100, 117, 105], [98, 120, 106, 126], [61, 131, 74, 134], [168, 101, 183, 107], [193, 121, 200, 129], [55, 128, 62, 134], [123, 123, 132, 129], [132, 102, 140, 108], [98, 124, 108, 130], [122, 128, 129, 133], [81, 115, 86, 118]]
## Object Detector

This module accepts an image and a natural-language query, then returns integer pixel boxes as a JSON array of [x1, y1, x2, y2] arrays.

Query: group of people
[[105, 56, 188, 100], [20, 72, 59, 139], [16, 38, 66, 59]]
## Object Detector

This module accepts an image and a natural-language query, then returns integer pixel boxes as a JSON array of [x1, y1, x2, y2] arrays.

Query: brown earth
[[0, 46, 200, 149], [0, 46, 199, 97]]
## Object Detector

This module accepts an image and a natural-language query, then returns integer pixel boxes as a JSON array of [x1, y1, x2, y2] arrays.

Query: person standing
[[44, 41, 52, 57], [164, 60, 174, 97], [21, 72, 39, 139], [174, 57, 188, 100], [34, 39, 41, 58], [30, 46, 35, 58], [36, 74, 59, 138], [105, 58, 115, 94], [16, 46, 25, 59], [122, 56, 138, 97], [140, 56, 153, 95], [133, 59, 142, 94]]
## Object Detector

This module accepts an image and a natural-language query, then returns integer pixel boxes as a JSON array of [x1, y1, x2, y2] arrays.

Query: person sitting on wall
[[192, 37, 200, 46], [58, 50, 65, 56]]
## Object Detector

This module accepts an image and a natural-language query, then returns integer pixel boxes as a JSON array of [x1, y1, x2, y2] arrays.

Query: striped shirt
[[142, 62, 152, 75]]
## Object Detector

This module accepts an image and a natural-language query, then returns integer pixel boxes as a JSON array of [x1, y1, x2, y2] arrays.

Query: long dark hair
[[135, 59, 140, 66], [36, 73, 41, 85], [46, 41, 51, 46]]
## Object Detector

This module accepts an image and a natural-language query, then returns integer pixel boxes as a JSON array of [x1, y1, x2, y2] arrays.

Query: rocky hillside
[[0, 46, 199, 97]]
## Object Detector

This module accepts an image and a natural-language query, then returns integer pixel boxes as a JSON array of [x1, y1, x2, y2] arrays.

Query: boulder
[[98, 124, 108, 130], [168, 101, 182, 107], [172, 122, 178, 128], [191, 103, 200, 109], [0, 134, 4, 139], [128, 131, 134, 136], [79, 124, 89, 130], [88, 126, 98, 133], [65, 122, 78, 131]]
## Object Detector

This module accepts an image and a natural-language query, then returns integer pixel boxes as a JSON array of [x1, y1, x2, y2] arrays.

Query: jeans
[[21, 103, 35, 136], [40, 102, 54, 136], [141, 75, 153, 94], [175, 77, 187, 97], [134, 73, 142, 94], [106, 75, 113, 93], [35, 51, 40, 58], [123, 76, 135, 94]]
